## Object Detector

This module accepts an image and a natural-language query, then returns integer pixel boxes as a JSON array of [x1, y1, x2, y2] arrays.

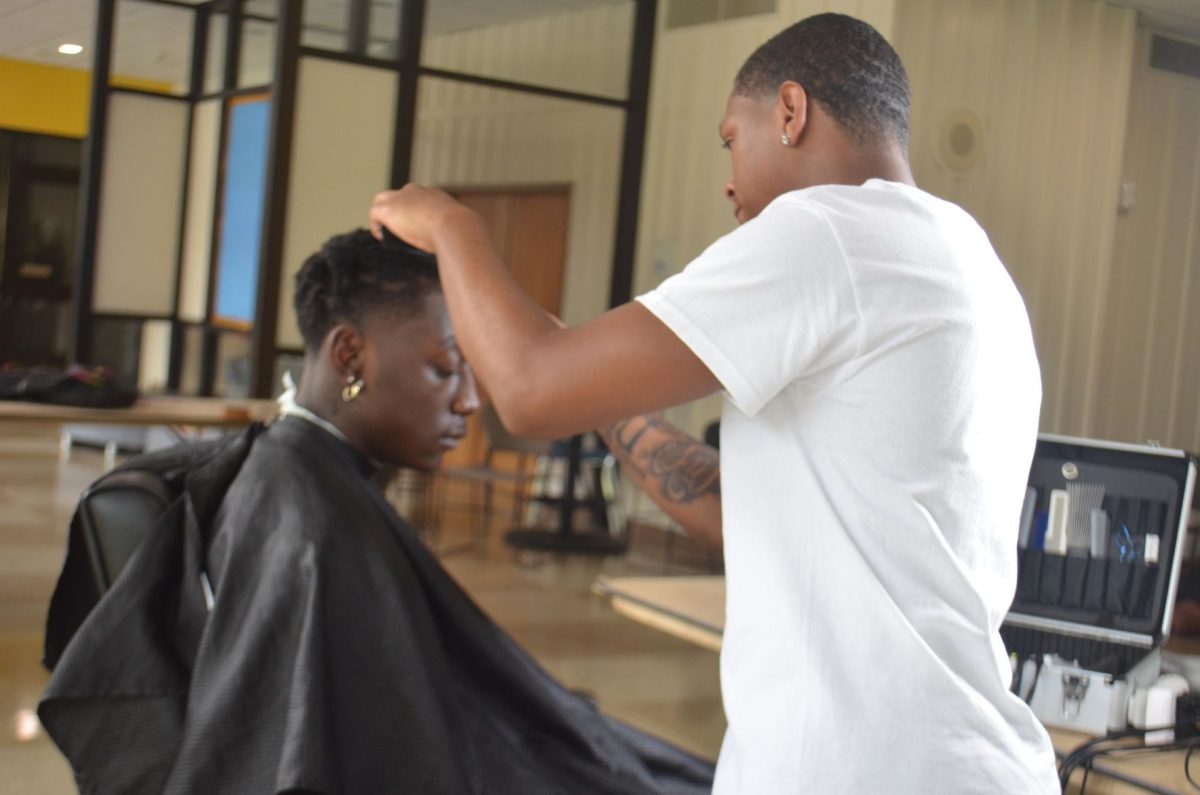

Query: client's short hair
[[734, 13, 910, 148], [294, 229, 440, 351]]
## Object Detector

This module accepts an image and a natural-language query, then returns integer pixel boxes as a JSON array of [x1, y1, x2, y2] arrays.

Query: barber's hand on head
[[369, 185, 475, 254]]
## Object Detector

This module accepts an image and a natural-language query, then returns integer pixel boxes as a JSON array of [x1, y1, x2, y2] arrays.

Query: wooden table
[[0, 396, 278, 468], [594, 575, 1196, 794], [593, 575, 724, 652], [0, 396, 277, 427]]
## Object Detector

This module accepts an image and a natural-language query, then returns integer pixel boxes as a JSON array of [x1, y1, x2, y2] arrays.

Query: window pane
[[178, 324, 206, 396], [368, 0, 401, 60], [214, 330, 252, 398], [0, 299, 71, 368], [240, 17, 276, 87], [302, 0, 349, 53], [91, 317, 143, 387], [0, 133, 79, 369], [245, 0, 277, 17], [204, 11, 228, 94], [421, 0, 632, 100], [8, 135, 83, 297]]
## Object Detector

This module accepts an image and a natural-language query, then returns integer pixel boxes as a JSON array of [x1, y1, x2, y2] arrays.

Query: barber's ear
[[327, 324, 366, 377], [778, 81, 808, 146]]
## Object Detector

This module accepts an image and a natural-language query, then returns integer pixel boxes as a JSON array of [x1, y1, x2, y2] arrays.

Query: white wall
[[1095, 28, 1200, 451], [892, 0, 1138, 440]]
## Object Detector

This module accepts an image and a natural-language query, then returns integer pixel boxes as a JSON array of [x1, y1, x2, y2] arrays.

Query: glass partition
[[177, 324, 207, 396], [214, 330, 253, 398], [302, 0, 349, 53], [203, 10, 228, 94], [91, 317, 144, 388], [240, 17, 276, 87], [421, 0, 632, 100], [412, 77, 625, 324]]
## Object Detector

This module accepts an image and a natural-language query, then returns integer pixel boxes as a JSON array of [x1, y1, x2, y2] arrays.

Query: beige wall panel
[[421, 3, 633, 99], [93, 93, 188, 315], [275, 58, 397, 349], [892, 0, 1136, 438], [137, 319, 172, 392], [411, 80, 625, 328], [1096, 30, 1200, 450], [633, 0, 897, 434], [177, 99, 221, 323]]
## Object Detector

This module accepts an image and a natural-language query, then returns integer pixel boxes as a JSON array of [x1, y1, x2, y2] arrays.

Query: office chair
[[76, 469, 173, 597]]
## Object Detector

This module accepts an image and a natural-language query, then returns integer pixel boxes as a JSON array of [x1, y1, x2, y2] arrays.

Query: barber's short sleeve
[[636, 200, 860, 417]]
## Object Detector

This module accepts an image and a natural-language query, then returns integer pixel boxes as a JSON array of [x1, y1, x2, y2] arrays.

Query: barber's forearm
[[600, 414, 723, 551], [371, 187, 723, 438]]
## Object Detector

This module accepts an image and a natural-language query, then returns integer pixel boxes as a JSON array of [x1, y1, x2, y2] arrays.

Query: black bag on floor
[[0, 365, 138, 408]]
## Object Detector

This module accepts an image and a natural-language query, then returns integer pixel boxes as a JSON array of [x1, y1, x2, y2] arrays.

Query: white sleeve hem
[[636, 291, 767, 417]]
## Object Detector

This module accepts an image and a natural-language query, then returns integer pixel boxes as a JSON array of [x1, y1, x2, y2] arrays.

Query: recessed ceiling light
[[58, 43, 84, 55]]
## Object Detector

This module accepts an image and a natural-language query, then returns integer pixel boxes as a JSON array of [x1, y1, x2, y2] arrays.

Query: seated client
[[39, 230, 713, 794]]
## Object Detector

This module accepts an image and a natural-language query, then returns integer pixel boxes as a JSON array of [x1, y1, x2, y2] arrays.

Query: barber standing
[[370, 13, 1057, 793]]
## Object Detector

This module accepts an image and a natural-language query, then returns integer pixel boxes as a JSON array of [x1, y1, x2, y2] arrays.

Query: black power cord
[[1060, 730, 1200, 793]]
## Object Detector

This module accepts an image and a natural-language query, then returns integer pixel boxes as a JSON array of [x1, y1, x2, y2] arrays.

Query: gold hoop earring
[[341, 374, 364, 402]]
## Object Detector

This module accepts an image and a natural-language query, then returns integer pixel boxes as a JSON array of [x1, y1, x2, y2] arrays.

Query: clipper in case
[[1001, 434, 1195, 735]]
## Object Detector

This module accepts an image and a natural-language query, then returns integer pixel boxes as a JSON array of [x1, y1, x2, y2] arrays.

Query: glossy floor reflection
[[0, 421, 725, 792]]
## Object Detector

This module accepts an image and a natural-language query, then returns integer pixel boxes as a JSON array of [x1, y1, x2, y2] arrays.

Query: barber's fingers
[[368, 185, 457, 252]]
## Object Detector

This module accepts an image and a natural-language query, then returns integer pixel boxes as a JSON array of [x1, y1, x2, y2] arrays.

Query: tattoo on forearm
[[605, 414, 720, 505], [606, 416, 655, 472]]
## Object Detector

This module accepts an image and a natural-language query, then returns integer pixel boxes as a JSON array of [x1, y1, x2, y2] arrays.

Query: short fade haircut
[[734, 13, 910, 148], [294, 229, 440, 351]]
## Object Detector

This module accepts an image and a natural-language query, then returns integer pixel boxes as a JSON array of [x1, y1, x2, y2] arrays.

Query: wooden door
[[441, 187, 570, 467]]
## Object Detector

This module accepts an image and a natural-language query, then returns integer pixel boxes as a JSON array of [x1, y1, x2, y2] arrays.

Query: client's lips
[[439, 429, 466, 449]]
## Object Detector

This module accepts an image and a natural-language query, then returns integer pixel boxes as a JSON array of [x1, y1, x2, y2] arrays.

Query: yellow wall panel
[[0, 57, 89, 138]]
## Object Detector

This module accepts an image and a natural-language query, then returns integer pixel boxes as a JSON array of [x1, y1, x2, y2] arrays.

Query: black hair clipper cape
[[40, 417, 714, 794]]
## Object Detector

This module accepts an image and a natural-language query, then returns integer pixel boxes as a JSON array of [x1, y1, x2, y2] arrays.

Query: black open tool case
[[1000, 434, 1196, 734]]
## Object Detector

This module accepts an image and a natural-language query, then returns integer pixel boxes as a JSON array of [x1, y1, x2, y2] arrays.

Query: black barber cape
[[40, 417, 714, 794]]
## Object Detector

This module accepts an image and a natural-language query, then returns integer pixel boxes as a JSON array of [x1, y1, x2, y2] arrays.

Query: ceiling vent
[[666, 0, 777, 30], [1150, 34, 1200, 80]]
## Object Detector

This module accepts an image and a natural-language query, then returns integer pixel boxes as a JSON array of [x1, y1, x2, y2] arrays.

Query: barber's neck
[[792, 107, 915, 189], [798, 141, 914, 190], [852, 140, 914, 186]]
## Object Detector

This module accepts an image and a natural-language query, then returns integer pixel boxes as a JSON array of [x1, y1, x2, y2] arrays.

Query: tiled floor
[[0, 421, 725, 792]]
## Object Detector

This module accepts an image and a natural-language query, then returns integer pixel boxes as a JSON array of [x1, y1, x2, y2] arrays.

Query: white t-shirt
[[637, 180, 1058, 793]]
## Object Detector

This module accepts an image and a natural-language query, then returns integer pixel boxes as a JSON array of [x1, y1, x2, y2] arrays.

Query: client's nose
[[454, 364, 481, 415]]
